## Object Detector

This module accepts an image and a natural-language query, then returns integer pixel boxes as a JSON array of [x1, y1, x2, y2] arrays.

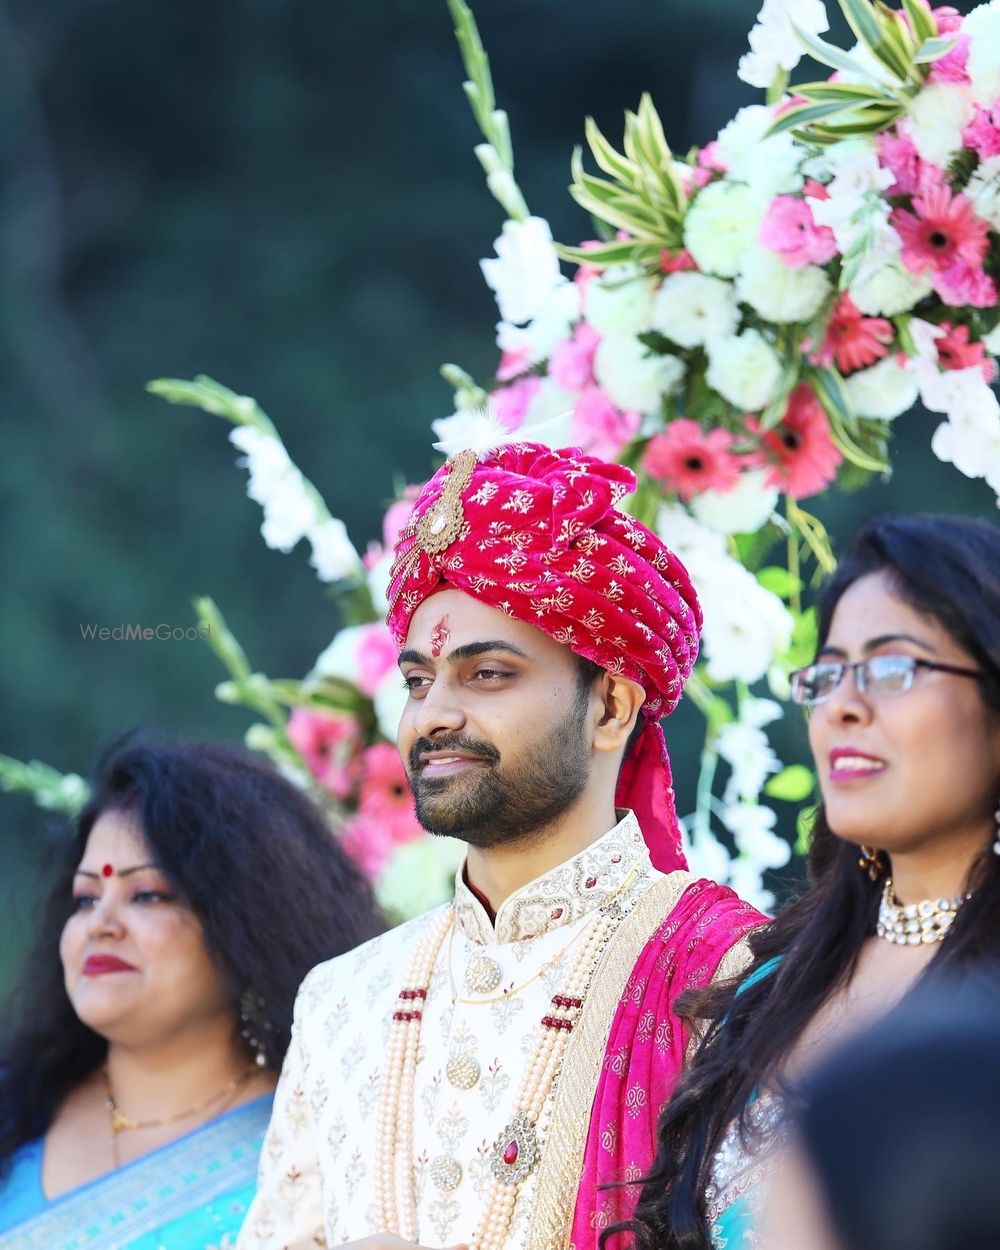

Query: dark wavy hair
[[609, 513, 1000, 1250], [0, 733, 385, 1178]]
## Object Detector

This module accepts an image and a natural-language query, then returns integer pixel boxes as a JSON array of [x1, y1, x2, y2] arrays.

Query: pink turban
[[386, 443, 701, 872]]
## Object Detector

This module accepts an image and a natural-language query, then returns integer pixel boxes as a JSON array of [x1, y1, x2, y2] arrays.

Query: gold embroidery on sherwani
[[526, 871, 696, 1250]]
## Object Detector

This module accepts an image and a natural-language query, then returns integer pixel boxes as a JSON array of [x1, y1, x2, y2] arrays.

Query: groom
[[240, 442, 763, 1250]]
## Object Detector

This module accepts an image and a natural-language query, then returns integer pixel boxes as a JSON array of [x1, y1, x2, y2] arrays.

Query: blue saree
[[0, 1095, 271, 1249]]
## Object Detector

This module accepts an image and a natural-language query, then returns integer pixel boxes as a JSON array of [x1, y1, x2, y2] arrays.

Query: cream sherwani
[[239, 814, 747, 1250]]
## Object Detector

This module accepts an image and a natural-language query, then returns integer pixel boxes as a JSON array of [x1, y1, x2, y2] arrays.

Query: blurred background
[[0, 0, 991, 985]]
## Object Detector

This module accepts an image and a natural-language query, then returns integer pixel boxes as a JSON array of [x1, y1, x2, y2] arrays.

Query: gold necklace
[[876, 878, 970, 945], [102, 1064, 258, 1135], [447, 860, 646, 1005]]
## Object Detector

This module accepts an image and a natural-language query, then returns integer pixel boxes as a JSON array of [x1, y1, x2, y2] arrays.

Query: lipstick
[[82, 954, 137, 976]]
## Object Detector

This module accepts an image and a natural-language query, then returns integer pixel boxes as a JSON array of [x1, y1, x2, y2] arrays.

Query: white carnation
[[706, 330, 784, 411], [931, 407, 1000, 488], [366, 547, 394, 614], [982, 322, 1000, 355], [312, 624, 371, 680], [307, 518, 362, 583], [690, 468, 779, 534], [738, 0, 830, 89], [736, 249, 832, 324], [964, 0, 1000, 106], [684, 181, 769, 278], [849, 252, 933, 316], [480, 215, 567, 325], [375, 834, 466, 923], [901, 82, 974, 168], [843, 355, 919, 421], [654, 502, 729, 567], [593, 333, 684, 414], [715, 105, 803, 197], [698, 565, 794, 683], [584, 264, 656, 335], [965, 155, 1000, 232], [650, 272, 740, 348]]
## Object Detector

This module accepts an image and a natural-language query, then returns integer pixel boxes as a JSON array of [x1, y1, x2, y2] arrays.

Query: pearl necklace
[[375, 880, 642, 1247], [876, 878, 969, 945]]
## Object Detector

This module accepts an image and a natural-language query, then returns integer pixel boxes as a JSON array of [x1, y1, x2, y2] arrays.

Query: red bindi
[[101, 864, 114, 878], [429, 616, 450, 658]]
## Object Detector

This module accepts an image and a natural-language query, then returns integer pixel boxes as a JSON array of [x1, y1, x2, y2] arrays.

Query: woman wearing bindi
[[0, 733, 383, 1248], [616, 513, 1000, 1250]]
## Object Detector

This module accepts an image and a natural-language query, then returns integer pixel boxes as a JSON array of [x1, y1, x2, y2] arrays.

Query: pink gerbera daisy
[[811, 293, 894, 375], [288, 708, 363, 799], [642, 419, 741, 501], [747, 384, 843, 501], [892, 184, 990, 276], [935, 322, 998, 383]]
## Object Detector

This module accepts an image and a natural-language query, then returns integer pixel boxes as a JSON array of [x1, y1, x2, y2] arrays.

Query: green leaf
[[841, 0, 887, 56], [756, 566, 803, 600], [764, 765, 816, 803], [584, 116, 640, 188], [789, 21, 883, 78], [794, 804, 819, 856], [913, 35, 957, 64], [792, 80, 893, 103], [810, 365, 858, 434], [901, 0, 938, 45], [556, 240, 661, 269]]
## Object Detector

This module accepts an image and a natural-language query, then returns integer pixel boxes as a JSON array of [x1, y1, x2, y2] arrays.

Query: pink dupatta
[[570, 879, 765, 1249]]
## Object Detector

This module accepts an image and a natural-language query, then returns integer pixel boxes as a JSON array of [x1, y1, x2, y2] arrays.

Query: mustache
[[408, 734, 501, 773]]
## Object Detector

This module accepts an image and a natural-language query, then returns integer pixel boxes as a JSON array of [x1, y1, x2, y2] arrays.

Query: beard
[[407, 690, 591, 849]]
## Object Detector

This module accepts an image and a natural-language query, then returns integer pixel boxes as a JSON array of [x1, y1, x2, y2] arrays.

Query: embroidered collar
[[452, 811, 651, 945]]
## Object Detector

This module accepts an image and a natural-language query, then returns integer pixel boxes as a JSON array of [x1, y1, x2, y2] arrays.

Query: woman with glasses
[[607, 513, 1000, 1250]]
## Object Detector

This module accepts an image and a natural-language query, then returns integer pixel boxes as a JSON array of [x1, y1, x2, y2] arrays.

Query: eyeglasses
[[789, 655, 982, 707]]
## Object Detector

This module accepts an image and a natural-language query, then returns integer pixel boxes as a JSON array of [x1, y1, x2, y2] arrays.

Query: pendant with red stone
[[489, 1111, 540, 1185]]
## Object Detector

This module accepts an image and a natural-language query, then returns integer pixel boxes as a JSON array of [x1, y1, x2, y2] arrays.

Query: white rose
[[965, 155, 1000, 231], [691, 468, 779, 534], [901, 82, 974, 168], [843, 355, 919, 420], [650, 272, 740, 348], [964, 0, 1000, 106], [307, 518, 362, 583], [736, 249, 832, 324], [848, 254, 933, 316], [738, 0, 830, 88], [593, 333, 684, 414], [715, 105, 803, 197], [584, 264, 657, 334], [480, 215, 567, 325], [684, 181, 768, 278], [706, 330, 784, 411]]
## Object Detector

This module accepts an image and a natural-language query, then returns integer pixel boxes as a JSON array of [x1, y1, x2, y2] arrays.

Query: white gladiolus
[[366, 547, 395, 614], [650, 272, 740, 349], [307, 518, 362, 583], [964, 0, 1000, 105], [843, 355, 919, 421], [718, 720, 782, 805], [495, 281, 581, 363], [684, 181, 768, 278], [593, 333, 684, 414], [738, 0, 830, 89], [480, 216, 567, 326], [723, 803, 792, 870], [965, 155, 1000, 231], [373, 667, 409, 740], [736, 249, 831, 324], [584, 265, 657, 335], [706, 330, 784, 412], [714, 105, 803, 197], [901, 82, 974, 168], [691, 468, 779, 535], [681, 818, 735, 887]]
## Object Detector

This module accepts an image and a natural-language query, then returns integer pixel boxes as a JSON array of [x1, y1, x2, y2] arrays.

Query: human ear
[[593, 673, 645, 753]]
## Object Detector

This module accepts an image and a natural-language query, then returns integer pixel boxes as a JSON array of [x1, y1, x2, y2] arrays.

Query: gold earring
[[857, 845, 884, 881]]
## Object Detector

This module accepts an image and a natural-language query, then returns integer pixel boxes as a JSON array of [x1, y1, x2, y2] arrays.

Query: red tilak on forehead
[[101, 864, 114, 878], [429, 616, 450, 658]]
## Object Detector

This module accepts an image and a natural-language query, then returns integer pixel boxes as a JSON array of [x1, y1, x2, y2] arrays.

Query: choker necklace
[[876, 878, 969, 946], [102, 1064, 258, 1136]]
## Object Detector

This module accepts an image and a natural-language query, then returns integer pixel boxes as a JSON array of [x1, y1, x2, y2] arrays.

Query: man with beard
[[239, 444, 764, 1250]]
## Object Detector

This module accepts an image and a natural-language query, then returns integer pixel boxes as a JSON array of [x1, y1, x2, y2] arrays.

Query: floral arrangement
[[5, 0, 998, 917]]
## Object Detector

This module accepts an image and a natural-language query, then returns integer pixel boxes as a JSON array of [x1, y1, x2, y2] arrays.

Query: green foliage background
[[0, 0, 992, 985]]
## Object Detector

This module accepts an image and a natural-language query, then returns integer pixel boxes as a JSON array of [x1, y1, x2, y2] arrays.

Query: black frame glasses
[[789, 654, 982, 707]]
